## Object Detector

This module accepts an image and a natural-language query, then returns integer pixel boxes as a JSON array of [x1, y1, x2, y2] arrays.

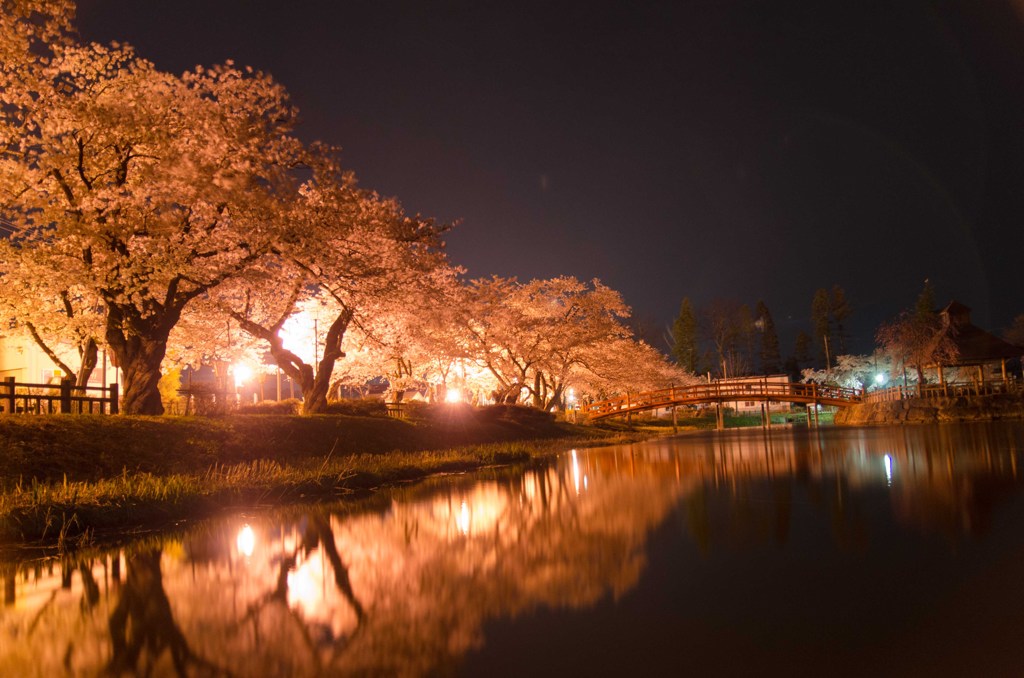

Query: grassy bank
[[0, 405, 654, 547]]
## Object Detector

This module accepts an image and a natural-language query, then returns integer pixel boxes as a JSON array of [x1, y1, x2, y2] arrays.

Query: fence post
[[2, 377, 13, 414], [109, 383, 119, 415], [59, 378, 72, 414]]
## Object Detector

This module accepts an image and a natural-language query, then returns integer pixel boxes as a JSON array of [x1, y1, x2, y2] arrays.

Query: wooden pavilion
[[930, 301, 1023, 394]]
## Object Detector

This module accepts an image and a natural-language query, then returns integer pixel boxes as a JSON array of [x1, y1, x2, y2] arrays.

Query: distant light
[[233, 363, 253, 388], [445, 389, 462, 404], [884, 454, 893, 486], [875, 373, 887, 385]]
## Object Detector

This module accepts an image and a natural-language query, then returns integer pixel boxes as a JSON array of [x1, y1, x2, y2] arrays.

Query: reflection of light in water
[[884, 454, 893, 486], [571, 450, 582, 495], [584, 475, 588, 491], [236, 524, 255, 558], [458, 501, 470, 535], [287, 558, 323, 615]]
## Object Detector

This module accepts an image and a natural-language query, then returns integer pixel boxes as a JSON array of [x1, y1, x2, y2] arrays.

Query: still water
[[3, 423, 1024, 676]]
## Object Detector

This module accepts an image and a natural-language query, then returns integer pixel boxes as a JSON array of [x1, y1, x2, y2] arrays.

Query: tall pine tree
[[916, 279, 936, 317], [811, 288, 832, 368], [755, 300, 782, 373], [671, 297, 699, 373], [830, 285, 850, 354]]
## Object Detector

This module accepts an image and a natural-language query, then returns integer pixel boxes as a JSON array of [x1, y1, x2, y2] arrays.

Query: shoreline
[[0, 408, 660, 550], [835, 393, 1024, 426]]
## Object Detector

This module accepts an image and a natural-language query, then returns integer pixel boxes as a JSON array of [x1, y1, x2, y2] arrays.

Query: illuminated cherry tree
[[0, 3, 327, 413], [220, 163, 452, 414], [456, 276, 686, 410]]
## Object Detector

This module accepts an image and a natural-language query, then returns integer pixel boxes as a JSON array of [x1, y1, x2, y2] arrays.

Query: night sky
[[75, 0, 1024, 355]]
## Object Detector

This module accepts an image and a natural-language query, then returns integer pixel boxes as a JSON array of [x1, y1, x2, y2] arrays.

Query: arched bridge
[[585, 381, 863, 420]]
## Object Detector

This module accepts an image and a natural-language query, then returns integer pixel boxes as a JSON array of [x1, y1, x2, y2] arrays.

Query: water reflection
[[1, 423, 1023, 676]]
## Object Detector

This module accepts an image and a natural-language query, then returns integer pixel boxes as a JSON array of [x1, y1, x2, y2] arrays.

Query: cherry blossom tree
[[221, 163, 452, 414], [1, 4, 313, 413], [457, 276, 687, 410], [572, 337, 695, 402], [0, 238, 104, 386], [800, 352, 896, 392], [876, 309, 957, 385]]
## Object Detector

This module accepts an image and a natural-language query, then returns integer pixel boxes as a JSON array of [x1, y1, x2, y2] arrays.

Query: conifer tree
[[755, 300, 781, 373], [811, 289, 832, 368], [830, 285, 851, 354], [671, 298, 699, 373]]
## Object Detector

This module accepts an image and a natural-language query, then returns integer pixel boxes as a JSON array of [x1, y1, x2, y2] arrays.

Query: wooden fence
[[862, 379, 1022, 404], [1, 377, 119, 415]]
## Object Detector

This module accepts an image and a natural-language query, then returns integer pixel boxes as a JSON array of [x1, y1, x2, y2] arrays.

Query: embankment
[[835, 393, 1024, 426], [0, 405, 651, 545]]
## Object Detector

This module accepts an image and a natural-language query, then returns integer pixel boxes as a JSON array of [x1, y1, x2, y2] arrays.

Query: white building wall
[[0, 334, 108, 385], [716, 374, 792, 414]]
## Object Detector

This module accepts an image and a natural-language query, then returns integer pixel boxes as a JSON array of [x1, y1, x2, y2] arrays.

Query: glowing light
[[233, 363, 253, 388], [445, 389, 463, 404], [567, 388, 576, 402], [457, 501, 470, 535], [875, 373, 887, 385], [278, 310, 317, 365], [236, 524, 255, 558], [571, 449, 581, 495], [884, 454, 893, 486]]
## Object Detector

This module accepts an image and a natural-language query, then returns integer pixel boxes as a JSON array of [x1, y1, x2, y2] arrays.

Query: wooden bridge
[[585, 380, 863, 421]]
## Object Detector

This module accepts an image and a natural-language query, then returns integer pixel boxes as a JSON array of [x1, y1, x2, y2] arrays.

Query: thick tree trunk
[[114, 336, 168, 415], [107, 549, 218, 675], [105, 308, 176, 416]]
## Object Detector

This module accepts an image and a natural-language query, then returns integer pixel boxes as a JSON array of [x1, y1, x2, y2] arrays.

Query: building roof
[[936, 301, 1023, 365]]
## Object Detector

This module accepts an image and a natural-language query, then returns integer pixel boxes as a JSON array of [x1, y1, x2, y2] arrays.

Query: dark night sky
[[75, 0, 1024, 354]]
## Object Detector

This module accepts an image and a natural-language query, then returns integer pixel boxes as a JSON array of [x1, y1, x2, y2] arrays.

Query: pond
[[2, 422, 1024, 676]]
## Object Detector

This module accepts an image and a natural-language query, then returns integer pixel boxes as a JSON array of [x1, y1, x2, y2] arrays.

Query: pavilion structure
[[929, 301, 1023, 395]]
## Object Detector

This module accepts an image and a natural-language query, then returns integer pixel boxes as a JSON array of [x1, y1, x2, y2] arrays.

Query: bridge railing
[[862, 379, 1021, 403], [584, 380, 863, 418]]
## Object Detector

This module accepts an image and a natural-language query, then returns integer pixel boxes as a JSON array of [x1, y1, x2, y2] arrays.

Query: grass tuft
[[0, 412, 653, 546]]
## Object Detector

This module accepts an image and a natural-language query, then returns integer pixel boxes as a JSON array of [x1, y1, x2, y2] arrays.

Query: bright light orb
[[445, 389, 462, 404], [874, 373, 886, 385], [236, 524, 255, 558], [233, 363, 253, 388]]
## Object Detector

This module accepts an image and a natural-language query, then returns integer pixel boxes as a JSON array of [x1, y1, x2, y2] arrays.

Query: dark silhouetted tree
[[704, 299, 754, 378], [794, 331, 812, 366], [755, 300, 781, 373], [671, 298, 699, 373], [830, 285, 851, 354], [916, 279, 936, 316], [1003, 314, 1024, 349], [811, 288, 832, 368]]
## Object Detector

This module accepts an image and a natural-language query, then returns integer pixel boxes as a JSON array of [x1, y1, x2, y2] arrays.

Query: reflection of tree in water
[[673, 424, 1024, 552], [236, 515, 365, 674], [5, 425, 1022, 676], [106, 549, 227, 676], [321, 459, 682, 675]]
